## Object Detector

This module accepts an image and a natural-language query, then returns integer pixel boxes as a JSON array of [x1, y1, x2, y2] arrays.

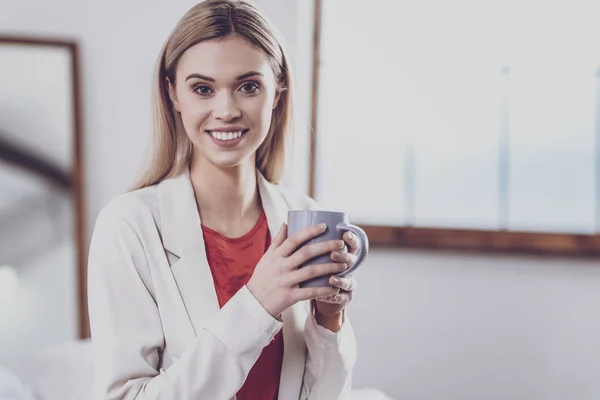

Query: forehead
[[176, 36, 273, 81]]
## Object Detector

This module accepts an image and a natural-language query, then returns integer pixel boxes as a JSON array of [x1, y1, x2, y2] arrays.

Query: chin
[[206, 152, 254, 169]]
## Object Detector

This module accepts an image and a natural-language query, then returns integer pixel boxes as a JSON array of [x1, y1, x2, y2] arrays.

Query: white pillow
[[14, 339, 93, 400], [350, 387, 396, 400], [0, 365, 38, 400]]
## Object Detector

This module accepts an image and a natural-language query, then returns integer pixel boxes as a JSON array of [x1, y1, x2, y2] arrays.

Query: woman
[[87, 1, 359, 399]]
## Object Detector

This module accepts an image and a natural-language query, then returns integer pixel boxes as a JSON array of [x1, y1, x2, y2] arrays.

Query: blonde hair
[[132, 0, 292, 190]]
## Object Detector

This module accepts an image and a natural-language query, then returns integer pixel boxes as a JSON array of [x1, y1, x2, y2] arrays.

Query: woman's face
[[169, 36, 280, 170]]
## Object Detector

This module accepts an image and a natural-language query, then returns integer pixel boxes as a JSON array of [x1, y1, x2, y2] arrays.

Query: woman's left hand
[[314, 231, 359, 330]]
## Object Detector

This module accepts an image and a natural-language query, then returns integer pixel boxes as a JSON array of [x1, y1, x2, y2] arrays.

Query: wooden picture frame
[[0, 35, 88, 337]]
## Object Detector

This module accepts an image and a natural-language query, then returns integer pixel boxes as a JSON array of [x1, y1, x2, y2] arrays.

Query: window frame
[[308, 0, 600, 257]]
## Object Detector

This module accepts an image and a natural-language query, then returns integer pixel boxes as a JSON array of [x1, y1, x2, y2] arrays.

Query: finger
[[343, 231, 361, 254], [329, 275, 356, 292], [287, 262, 348, 286], [286, 239, 345, 269], [278, 223, 327, 257], [317, 291, 352, 305], [331, 250, 358, 268], [293, 286, 340, 302], [316, 293, 337, 302], [269, 223, 288, 250]]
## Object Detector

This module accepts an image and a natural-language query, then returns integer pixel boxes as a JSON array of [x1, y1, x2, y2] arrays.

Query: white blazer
[[87, 169, 357, 400]]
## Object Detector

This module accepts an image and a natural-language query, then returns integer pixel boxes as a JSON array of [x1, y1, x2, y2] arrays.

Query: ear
[[272, 89, 284, 110], [167, 78, 180, 112]]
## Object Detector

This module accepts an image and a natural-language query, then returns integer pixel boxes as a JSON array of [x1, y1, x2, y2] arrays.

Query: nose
[[213, 91, 241, 121]]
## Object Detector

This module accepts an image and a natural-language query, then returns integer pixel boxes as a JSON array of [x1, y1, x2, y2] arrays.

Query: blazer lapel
[[157, 169, 220, 338], [257, 171, 289, 238]]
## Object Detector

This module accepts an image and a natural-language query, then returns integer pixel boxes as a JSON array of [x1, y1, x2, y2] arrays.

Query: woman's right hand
[[247, 223, 348, 318]]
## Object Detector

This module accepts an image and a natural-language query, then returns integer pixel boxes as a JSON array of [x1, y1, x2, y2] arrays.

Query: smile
[[207, 130, 248, 141]]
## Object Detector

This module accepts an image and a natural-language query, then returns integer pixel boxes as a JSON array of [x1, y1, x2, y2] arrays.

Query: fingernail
[[319, 223, 327, 231], [331, 277, 339, 285], [346, 232, 354, 241], [338, 240, 345, 249], [332, 251, 340, 260]]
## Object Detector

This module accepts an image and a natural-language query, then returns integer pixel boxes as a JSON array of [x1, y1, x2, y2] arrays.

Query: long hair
[[132, 0, 292, 190]]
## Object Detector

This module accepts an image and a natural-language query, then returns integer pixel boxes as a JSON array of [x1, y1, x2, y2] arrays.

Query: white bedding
[[4, 339, 93, 400], [0, 365, 38, 400], [2, 339, 394, 400]]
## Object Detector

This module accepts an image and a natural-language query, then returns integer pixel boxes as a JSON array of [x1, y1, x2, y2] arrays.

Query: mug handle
[[335, 222, 369, 277]]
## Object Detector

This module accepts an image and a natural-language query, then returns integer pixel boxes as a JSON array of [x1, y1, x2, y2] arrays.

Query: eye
[[194, 85, 214, 96], [239, 82, 260, 94]]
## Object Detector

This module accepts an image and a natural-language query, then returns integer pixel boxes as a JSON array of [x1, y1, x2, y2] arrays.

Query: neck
[[189, 154, 260, 224]]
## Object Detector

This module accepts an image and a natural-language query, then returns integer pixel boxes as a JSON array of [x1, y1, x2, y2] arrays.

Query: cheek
[[178, 93, 210, 129], [244, 96, 275, 132]]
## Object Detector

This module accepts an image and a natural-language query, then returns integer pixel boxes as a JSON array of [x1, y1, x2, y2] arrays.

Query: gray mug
[[287, 210, 369, 288]]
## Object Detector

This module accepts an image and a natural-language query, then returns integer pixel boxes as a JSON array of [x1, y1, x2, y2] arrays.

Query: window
[[310, 0, 600, 254]]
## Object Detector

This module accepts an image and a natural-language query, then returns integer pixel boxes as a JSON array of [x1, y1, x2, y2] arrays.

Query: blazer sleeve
[[87, 205, 283, 400], [300, 303, 357, 400]]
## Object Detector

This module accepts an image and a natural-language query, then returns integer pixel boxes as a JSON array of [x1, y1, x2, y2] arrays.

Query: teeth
[[210, 131, 244, 141]]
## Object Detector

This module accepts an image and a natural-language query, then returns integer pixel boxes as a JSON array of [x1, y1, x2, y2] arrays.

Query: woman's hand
[[314, 231, 359, 331], [247, 223, 348, 318]]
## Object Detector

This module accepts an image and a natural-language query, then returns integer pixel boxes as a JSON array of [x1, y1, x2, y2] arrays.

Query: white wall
[[2, 1, 600, 399], [351, 250, 600, 399]]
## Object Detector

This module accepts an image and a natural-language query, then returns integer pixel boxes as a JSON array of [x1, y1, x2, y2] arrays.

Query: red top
[[202, 211, 283, 400]]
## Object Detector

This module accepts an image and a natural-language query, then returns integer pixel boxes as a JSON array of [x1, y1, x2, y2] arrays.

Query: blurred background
[[1, 0, 600, 399]]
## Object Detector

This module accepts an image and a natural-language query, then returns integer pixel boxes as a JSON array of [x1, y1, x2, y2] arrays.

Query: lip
[[206, 129, 248, 149]]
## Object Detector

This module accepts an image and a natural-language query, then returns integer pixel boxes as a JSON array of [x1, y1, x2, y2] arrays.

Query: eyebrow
[[184, 71, 264, 82]]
